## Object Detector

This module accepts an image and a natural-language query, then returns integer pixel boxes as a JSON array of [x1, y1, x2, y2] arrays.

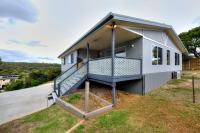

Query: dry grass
[[74, 71, 200, 133], [1, 71, 200, 133]]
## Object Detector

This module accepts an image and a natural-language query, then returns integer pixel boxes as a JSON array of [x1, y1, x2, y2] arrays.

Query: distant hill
[[0, 62, 61, 91], [0, 62, 60, 75]]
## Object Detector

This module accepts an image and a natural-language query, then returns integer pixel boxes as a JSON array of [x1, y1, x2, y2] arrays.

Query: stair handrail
[[58, 63, 87, 96], [59, 62, 87, 85], [54, 63, 78, 90], [55, 63, 77, 81]]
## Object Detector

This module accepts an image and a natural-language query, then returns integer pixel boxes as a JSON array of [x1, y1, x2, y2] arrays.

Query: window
[[167, 50, 170, 65], [68, 53, 74, 64], [158, 47, 162, 65], [62, 57, 66, 65], [175, 53, 180, 65], [71, 53, 74, 64], [152, 45, 163, 65], [152, 46, 158, 65]]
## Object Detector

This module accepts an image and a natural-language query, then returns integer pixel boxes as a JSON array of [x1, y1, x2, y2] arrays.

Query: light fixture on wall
[[131, 44, 135, 48]]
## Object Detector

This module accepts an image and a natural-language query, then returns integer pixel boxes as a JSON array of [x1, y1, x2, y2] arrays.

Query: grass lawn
[[0, 105, 79, 133], [73, 71, 200, 133], [0, 71, 200, 133]]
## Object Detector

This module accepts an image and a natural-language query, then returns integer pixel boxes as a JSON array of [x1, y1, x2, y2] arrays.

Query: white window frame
[[67, 53, 74, 64], [63, 57, 66, 65], [152, 44, 158, 65], [152, 44, 163, 65], [175, 53, 180, 65], [167, 50, 170, 65]]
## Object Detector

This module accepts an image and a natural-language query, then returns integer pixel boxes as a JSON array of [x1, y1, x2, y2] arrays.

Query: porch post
[[111, 22, 116, 105], [87, 43, 90, 77], [58, 83, 61, 97]]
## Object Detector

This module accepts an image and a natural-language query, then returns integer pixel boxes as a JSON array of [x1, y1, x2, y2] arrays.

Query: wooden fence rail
[[183, 58, 200, 70]]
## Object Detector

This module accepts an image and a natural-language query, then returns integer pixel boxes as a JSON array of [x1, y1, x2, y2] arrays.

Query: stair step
[[72, 77, 81, 81], [75, 75, 83, 78], [60, 75, 86, 95]]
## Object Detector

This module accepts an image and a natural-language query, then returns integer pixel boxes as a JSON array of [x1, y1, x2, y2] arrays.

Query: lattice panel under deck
[[89, 58, 112, 76], [114, 58, 141, 76]]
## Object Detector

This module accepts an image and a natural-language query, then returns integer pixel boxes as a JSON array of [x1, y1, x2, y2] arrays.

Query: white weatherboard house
[[54, 13, 188, 105]]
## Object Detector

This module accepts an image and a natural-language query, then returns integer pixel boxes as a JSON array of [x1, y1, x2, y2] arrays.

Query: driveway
[[0, 83, 54, 125]]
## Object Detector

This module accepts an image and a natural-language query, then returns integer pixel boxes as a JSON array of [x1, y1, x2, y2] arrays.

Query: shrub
[[24, 76, 31, 88], [67, 93, 81, 104], [31, 79, 41, 86], [1, 62, 60, 91], [4, 80, 24, 91], [47, 69, 61, 81]]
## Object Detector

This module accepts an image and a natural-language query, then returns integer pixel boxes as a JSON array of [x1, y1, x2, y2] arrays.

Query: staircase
[[54, 63, 87, 96]]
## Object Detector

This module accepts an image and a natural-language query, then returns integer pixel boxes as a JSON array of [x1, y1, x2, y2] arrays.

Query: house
[[54, 13, 188, 105], [0, 75, 18, 89]]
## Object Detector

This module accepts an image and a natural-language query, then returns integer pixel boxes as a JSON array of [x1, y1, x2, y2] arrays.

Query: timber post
[[85, 81, 90, 112], [111, 22, 116, 106]]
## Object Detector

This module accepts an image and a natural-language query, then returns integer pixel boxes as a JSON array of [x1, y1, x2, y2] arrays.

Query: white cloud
[[7, 40, 47, 47], [0, 0, 38, 23], [0, 49, 60, 63], [1, 0, 200, 63]]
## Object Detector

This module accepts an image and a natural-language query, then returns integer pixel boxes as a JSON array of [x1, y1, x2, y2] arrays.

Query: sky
[[0, 0, 200, 63]]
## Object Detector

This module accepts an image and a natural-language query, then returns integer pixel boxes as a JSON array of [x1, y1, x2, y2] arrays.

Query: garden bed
[[61, 89, 111, 113]]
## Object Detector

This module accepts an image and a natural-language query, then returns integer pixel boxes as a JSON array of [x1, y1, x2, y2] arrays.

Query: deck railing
[[54, 56, 141, 96], [114, 57, 141, 76], [89, 57, 112, 76], [89, 57, 141, 77], [54, 63, 77, 90]]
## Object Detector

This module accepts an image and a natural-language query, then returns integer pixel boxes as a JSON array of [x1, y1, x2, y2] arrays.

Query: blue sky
[[0, 0, 200, 63]]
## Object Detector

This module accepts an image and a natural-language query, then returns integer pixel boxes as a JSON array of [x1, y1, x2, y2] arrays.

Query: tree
[[179, 26, 200, 57], [4, 80, 24, 91]]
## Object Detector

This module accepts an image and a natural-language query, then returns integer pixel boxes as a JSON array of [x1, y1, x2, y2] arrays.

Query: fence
[[183, 58, 200, 70], [193, 76, 200, 104]]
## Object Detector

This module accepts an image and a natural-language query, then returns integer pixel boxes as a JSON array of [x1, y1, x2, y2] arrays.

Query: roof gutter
[[170, 27, 189, 54]]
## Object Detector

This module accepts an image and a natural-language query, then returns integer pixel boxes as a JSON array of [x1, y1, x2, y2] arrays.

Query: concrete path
[[0, 83, 54, 125]]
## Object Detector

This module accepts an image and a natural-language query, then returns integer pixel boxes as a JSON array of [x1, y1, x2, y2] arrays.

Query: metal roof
[[58, 12, 188, 58]]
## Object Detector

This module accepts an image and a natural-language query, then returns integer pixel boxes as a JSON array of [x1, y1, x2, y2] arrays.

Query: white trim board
[[118, 25, 180, 53]]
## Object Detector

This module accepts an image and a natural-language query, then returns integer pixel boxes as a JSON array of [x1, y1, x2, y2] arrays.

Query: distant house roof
[[0, 75, 18, 80], [58, 12, 188, 58]]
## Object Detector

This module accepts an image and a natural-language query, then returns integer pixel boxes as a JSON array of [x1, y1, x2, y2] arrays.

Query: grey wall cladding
[[144, 72, 172, 93], [117, 79, 143, 94]]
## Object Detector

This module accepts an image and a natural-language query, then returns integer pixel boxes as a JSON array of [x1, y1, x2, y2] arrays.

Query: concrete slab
[[0, 83, 54, 125]]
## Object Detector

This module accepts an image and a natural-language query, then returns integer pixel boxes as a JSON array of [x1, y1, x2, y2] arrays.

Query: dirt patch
[[61, 89, 112, 112], [61, 83, 141, 113], [0, 121, 37, 133]]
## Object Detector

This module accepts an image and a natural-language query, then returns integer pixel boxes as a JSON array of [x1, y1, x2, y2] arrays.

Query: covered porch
[[58, 23, 143, 105], [78, 23, 143, 105], [76, 24, 143, 84]]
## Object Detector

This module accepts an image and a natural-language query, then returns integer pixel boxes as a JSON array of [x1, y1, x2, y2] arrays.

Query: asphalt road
[[0, 83, 54, 125]]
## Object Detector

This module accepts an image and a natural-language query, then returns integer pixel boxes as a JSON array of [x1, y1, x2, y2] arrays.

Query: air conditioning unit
[[172, 72, 177, 79], [172, 71, 181, 79]]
